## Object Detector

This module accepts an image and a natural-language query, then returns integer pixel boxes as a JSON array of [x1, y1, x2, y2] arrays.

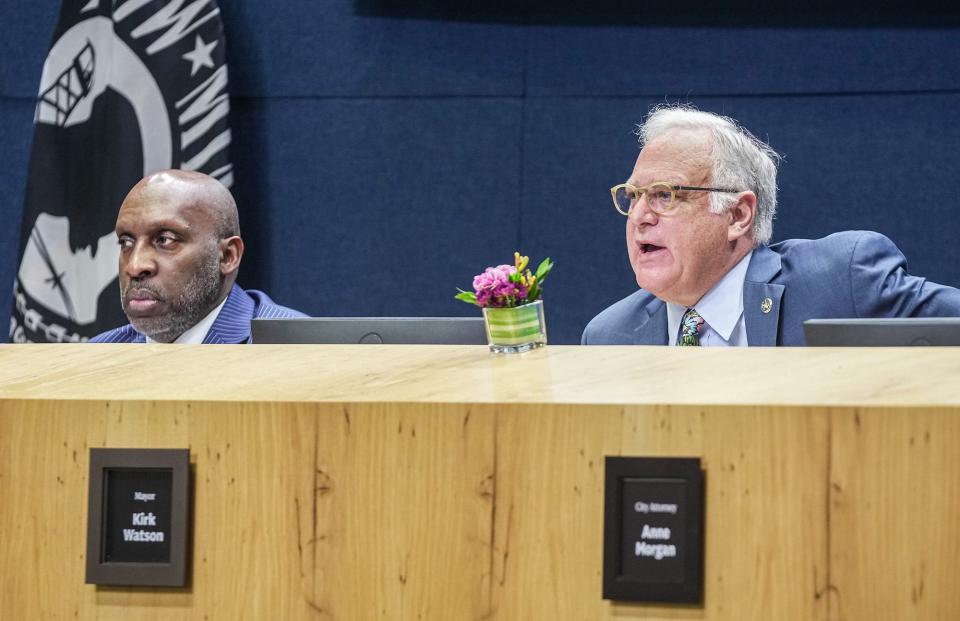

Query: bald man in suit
[[91, 170, 305, 344]]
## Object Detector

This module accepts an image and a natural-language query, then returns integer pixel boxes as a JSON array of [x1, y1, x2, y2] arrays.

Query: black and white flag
[[11, 0, 232, 343]]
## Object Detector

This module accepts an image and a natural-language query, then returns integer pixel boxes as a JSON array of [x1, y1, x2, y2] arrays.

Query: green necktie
[[677, 308, 705, 346]]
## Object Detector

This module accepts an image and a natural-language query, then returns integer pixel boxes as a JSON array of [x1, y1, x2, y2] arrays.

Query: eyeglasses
[[610, 182, 740, 216]]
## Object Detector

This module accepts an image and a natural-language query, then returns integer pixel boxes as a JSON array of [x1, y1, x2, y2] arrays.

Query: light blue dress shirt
[[666, 251, 753, 347]]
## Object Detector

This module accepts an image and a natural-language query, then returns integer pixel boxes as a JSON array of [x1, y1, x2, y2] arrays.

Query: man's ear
[[220, 236, 244, 275], [727, 191, 757, 242]]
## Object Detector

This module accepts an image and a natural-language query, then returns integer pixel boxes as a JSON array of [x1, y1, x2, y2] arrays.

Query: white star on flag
[[182, 35, 218, 77]]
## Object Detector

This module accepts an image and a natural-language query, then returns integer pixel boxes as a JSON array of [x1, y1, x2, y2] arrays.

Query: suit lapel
[[633, 298, 668, 345], [743, 246, 784, 346], [202, 284, 254, 344]]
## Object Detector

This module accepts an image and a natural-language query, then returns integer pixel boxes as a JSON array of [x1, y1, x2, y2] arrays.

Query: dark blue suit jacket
[[582, 231, 960, 346], [89, 284, 306, 344]]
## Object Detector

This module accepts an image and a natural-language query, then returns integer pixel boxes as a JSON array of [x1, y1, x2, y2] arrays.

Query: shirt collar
[[666, 250, 753, 343], [145, 296, 229, 345]]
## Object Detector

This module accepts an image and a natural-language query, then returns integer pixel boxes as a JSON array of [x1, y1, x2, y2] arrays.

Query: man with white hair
[[582, 105, 960, 346]]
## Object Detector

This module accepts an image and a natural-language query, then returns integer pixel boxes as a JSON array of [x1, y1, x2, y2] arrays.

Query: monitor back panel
[[803, 318, 960, 346], [252, 317, 488, 345]]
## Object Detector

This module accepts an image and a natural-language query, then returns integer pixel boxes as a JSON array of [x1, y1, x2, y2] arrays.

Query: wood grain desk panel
[[1, 345, 958, 619], [2, 344, 959, 406]]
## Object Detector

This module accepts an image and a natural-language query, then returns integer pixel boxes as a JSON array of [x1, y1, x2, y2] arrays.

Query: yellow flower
[[514, 251, 529, 272]]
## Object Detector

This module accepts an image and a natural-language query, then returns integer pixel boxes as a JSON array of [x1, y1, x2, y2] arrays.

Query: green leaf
[[535, 257, 553, 282], [527, 283, 541, 301], [454, 290, 478, 305]]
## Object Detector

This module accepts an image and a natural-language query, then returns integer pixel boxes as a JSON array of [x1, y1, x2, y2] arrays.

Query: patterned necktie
[[677, 308, 705, 346]]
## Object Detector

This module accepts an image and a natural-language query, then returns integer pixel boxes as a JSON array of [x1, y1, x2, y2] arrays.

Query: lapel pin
[[760, 297, 773, 314]]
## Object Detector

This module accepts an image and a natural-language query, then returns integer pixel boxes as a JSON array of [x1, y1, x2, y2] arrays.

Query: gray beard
[[124, 250, 225, 343]]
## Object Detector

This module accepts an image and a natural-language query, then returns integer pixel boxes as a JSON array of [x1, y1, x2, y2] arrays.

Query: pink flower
[[473, 265, 514, 293], [456, 252, 554, 309], [473, 265, 522, 308]]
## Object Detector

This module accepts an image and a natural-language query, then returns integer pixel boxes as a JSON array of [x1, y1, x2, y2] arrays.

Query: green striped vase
[[482, 300, 547, 354]]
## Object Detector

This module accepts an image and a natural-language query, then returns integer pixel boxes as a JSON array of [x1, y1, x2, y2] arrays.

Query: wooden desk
[[1, 345, 959, 619]]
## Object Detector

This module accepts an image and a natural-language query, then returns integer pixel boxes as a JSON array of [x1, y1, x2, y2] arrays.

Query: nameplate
[[603, 456, 703, 603], [85, 448, 190, 586]]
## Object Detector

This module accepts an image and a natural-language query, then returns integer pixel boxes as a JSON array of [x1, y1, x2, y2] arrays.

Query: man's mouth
[[123, 288, 163, 315], [639, 243, 666, 255], [127, 298, 158, 313]]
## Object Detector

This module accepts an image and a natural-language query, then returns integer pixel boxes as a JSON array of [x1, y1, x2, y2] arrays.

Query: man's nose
[[123, 242, 157, 278], [628, 193, 658, 225]]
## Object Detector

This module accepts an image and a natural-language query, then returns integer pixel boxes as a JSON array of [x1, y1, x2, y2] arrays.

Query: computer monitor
[[803, 318, 960, 346], [251, 317, 488, 345]]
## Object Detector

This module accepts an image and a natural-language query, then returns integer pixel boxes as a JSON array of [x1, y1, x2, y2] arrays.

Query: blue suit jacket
[[89, 284, 307, 344], [582, 231, 960, 346]]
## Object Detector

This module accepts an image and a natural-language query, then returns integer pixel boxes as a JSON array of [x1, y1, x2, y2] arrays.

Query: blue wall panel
[[220, 1, 525, 97], [741, 94, 960, 284], [525, 27, 960, 96], [0, 4, 59, 97], [229, 96, 523, 317], [0, 98, 36, 336]]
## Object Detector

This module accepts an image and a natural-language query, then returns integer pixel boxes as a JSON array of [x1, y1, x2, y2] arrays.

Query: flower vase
[[482, 300, 547, 354]]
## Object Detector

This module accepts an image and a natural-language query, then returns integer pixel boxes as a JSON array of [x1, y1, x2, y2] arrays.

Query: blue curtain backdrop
[[2, 1, 959, 344]]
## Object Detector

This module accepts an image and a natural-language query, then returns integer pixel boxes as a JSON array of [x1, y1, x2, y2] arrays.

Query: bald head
[[114, 169, 245, 342], [130, 169, 240, 238]]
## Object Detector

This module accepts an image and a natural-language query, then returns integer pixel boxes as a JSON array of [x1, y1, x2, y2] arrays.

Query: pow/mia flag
[[10, 0, 232, 343]]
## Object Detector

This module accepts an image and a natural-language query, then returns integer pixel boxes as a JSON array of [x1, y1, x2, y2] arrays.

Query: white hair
[[637, 104, 781, 245]]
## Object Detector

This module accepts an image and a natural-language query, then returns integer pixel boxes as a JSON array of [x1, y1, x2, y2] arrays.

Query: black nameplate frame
[[603, 456, 703, 603], [86, 448, 190, 586]]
